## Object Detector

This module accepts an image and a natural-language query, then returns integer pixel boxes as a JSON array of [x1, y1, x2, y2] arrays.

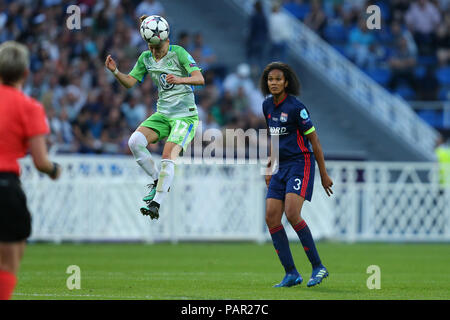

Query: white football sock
[[128, 131, 159, 181], [153, 159, 175, 205]]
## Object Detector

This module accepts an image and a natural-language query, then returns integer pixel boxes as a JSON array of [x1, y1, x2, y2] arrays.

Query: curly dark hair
[[259, 62, 301, 97]]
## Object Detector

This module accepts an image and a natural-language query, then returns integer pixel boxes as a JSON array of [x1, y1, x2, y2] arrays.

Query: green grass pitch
[[13, 242, 449, 300]]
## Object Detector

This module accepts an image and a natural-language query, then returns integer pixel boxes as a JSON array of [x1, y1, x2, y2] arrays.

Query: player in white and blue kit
[[260, 62, 333, 287]]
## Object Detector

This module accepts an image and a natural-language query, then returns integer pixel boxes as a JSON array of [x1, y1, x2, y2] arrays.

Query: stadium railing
[[20, 156, 450, 243], [230, 0, 440, 161]]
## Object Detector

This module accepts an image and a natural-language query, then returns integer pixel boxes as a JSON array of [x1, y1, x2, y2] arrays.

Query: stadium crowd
[[277, 0, 450, 102], [247, 0, 450, 132], [0, 0, 267, 155], [1, 0, 449, 155]]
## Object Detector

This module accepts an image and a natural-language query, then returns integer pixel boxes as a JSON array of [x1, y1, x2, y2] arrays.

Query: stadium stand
[[1, 0, 448, 159], [279, 0, 450, 132]]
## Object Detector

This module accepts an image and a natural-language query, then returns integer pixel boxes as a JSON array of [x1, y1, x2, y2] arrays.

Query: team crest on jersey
[[159, 72, 174, 90], [280, 112, 288, 122], [300, 109, 309, 120]]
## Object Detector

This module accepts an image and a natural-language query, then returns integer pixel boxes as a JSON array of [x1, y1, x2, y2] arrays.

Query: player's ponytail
[[139, 15, 149, 23]]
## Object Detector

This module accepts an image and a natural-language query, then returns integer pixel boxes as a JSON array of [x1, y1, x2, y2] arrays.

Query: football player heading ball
[[105, 15, 204, 219]]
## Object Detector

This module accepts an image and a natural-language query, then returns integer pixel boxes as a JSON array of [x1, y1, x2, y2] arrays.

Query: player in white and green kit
[[105, 15, 204, 220]]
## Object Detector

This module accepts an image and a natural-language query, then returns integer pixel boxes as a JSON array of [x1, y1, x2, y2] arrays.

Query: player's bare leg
[[140, 142, 182, 220], [0, 241, 25, 299]]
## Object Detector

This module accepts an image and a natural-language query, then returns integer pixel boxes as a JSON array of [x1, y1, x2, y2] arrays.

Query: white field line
[[13, 292, 194, 300]]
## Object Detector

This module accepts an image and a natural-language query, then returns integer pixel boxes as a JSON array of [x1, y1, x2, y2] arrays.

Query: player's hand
[[166, 74, 181, 84], [105, 55, 117, 72], [49, 162, 62, 180], [265, 175, 271, 187], [264, 159, 272, 187], [321, 174, 333, 197]]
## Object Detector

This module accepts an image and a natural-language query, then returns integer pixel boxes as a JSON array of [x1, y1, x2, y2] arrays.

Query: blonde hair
[[0, 41, 29, 86], [139, 15, 149, 23]]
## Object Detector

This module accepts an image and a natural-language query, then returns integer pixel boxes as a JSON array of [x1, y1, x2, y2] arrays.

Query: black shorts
[[0, 172, 32, 242]]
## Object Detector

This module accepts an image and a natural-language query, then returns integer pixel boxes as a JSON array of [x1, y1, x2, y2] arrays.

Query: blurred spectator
[[268, 2, 292, 62], [204, 113, 221, 131], [89, 111, 104, 141], [390, 0, 411, 22], [198, 69, 222, 103], [436, 9, 450, 66], [101, 107, 128, 154], [417, 66, 439, 100], [8, 0, 447, 157], [388, 36, 417, 91], [223, 63, 265, 117], [72, 108, 100, 154], [135, 0, 165, 18], [283, 0, 311, 21], [190, 32, 217, 71], [304, 0, 327, 39], [197, 95, 220, 131], [405, 0, 441, 56], [121, 90, 147, 130], [63, 84, 88, 122], [347, 17, 377, 68], [246, 1, 268, 71], [48, 107, 76, 153], [211, 91, 234, 127], [389, 20, 418, 58], [177, 31, 190, 49]]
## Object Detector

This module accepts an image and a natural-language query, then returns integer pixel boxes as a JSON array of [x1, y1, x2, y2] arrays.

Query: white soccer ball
[[140, 15, 170, 45]]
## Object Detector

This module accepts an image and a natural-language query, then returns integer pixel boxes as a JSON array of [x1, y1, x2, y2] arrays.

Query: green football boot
[[142, 180, 158, 203]]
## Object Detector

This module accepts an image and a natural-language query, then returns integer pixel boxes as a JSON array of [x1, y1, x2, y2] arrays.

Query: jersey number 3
[[293, 178, 302, 191]]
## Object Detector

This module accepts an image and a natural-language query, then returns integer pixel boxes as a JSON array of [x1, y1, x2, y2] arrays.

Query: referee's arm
[[29, 135, 61, 179]]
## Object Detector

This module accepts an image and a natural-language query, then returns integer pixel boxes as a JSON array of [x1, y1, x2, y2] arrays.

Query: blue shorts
[[266, 156, 315, 202]]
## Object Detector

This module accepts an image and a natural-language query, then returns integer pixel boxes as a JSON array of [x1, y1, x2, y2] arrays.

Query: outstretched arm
[[306, 130, 333, 196], [105, 55, 137, 89]]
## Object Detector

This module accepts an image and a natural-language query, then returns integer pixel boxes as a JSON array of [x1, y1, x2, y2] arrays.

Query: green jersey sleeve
[[129, 52, 149, 82], [172, 45, 201, 74]]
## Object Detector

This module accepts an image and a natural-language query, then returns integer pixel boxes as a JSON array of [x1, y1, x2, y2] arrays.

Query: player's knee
[[0, 250, 18, 274], [265, 210, 281, 228], [161, 144, 182, 160], [284, 207, 301, 225], [128, 131, 147, 154]]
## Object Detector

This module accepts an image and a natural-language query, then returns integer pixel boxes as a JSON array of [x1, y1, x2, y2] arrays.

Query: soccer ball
[[140, 15, 170, 45]]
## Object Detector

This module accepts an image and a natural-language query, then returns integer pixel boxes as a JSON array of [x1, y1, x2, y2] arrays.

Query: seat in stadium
[[395, 84, 415, 100], [331, 44, 347, 58], [438, 87, 450, 101], [435, 66, 450, 86], [416, 110, 443, 128], [418, 55, 438, 67], [283, 2, 310, 20], [323, 24, 348, 44], [364, 68, 391, 86], [414, 65, 426, 80]]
